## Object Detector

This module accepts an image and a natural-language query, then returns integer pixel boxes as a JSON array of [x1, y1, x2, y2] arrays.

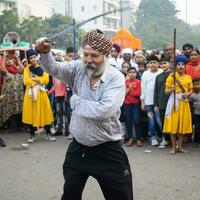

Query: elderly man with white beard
[[35, 29, 133, 200]]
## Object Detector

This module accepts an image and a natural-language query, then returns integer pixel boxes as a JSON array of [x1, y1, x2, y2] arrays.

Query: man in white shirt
[[141, 54, 163, 146], [35, 29, 133, 200], [108, 43, 121, 68], [117, 48, 138, 71]]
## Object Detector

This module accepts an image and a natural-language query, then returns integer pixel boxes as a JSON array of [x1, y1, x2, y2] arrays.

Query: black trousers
[[159, 109, 170, 141], [193, 114, 200, 143], [61, 139, 133, 200], [29, 125, 51, 137]]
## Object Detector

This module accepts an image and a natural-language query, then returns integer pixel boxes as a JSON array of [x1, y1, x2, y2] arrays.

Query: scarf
[[6, 65, 19, 74], [29, 65, 43, 76]]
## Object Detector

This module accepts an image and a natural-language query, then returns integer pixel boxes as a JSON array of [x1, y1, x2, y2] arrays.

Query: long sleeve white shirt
[[40, 53, 126, 147], [141, 69, 163, 105]]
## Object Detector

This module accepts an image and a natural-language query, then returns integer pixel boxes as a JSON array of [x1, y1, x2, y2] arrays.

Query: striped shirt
[[40, 53, 125, 146]]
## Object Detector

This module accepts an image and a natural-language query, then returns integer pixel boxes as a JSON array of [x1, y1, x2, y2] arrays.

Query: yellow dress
[[163, 72, 193, 134], [22, 65, 53, 127]]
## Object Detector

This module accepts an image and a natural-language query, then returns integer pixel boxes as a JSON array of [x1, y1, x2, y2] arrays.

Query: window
[[81, 6, 85, 11]]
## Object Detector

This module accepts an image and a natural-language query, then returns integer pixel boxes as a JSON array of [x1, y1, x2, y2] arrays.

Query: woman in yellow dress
[[163, 55, 193, 154], [22, 49, 56, 143]]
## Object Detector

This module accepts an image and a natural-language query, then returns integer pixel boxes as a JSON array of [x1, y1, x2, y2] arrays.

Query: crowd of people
[[0, 47, 75, 146], [109, 42, 200, 154], [0, 40, 200, 154]]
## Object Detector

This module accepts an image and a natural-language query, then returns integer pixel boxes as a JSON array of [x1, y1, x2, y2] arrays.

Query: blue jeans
[[124, 103, 142, 140], [56, 96, 66, 130], [145, 105, 162, 139]]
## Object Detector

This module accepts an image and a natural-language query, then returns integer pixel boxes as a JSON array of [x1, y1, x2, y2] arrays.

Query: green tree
[[0, 10, 84, 51], [134, 0, 200, 49], [134, 0, 178, 49], [43, 14, 84, 50], [43, 14, 71, 49], [19, 16, 47, 44], [0, 9, 20, 42]]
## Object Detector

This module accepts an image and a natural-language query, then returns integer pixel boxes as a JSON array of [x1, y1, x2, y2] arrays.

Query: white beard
[[82, 57, 108, 78]]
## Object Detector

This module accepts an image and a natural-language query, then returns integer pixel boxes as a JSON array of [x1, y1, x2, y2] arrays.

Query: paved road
[[0, 132, 200, 200]]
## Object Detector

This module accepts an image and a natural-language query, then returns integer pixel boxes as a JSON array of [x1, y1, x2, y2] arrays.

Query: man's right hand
[[35, 37, 52, 53]]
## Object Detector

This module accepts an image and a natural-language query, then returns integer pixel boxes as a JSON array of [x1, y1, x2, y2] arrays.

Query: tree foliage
[[134, 0, 200, 49], [0, 10, 84, 50], [0, 9, 20, 41]]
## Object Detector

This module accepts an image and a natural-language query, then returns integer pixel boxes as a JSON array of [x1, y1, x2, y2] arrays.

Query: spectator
[[154, 56, 171, 148], [163, 55, 193, 154], [182, 43, 193, 60], [186, 48, 200, 80], [48, 77, 67, 136], [189, 79, 200, 147], [124, 67, 143, 147], [22, 49, 56, 143], [117, 48, 138, 71], [0, 53, 24, 130], [141, 54, 163, 146], [108, 43, 121, 68], [137, 61, 146, 79]]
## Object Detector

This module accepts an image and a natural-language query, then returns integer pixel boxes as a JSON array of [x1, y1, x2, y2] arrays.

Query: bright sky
[[134, 0, 200, 25]]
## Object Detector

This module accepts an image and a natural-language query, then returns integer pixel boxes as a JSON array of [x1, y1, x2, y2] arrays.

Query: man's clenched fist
[[35, 37, 52, 53]]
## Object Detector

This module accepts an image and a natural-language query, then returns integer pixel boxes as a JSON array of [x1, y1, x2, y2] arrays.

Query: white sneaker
[[151, 139, 159, 146], [66, 134, 73, 140], [46, 135, 56, 142], [28, 137, 35, 143], [159, 139, 168, 148], [50, 127, 56, 134]]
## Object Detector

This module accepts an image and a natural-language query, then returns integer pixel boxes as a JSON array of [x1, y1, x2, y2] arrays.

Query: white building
[[19, 0, 51, 18], [49, 0, 121, 35], [0, 0, 18, 14], [121, 0, 135, 30], [17, 0, 134, 34]]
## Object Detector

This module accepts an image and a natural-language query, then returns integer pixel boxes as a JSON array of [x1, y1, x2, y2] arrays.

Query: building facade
[[49, 0, 121, 35], [121, 0, 135, 30], [6, 0, 135, 35], [0, 0, 18, 14], [19, 0, 51, 18]]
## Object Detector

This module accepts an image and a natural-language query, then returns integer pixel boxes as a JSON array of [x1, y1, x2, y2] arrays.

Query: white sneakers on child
[[159, 139, 168, 148], [46, 135, 56, 142], [28, 137, 35, 143], [28, 135, 56, 143], [151, 138, 159, 146], [50, 127, 56, 134]]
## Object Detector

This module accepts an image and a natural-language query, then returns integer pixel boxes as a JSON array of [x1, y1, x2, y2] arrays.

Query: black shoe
[[52, 131, 63, 136], [64, 130, 70, 136], [0, 138, 6, 147]]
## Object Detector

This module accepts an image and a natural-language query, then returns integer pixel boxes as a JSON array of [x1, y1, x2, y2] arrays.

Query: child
[[163, 55, 193, 154], [22, 49, 56, 143], [137, 61, 146, 79], [189, 79, 200, 146], [48, 77, 67, 135], [154, 56, 171, 148], [124, 67, 143, 146], [141, 54, 163, 146]]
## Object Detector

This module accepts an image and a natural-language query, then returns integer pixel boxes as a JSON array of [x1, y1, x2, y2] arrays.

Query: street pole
[[120, 0, 123, 27], [72, 18, 76, 59], [185, 0, 188, 24]]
